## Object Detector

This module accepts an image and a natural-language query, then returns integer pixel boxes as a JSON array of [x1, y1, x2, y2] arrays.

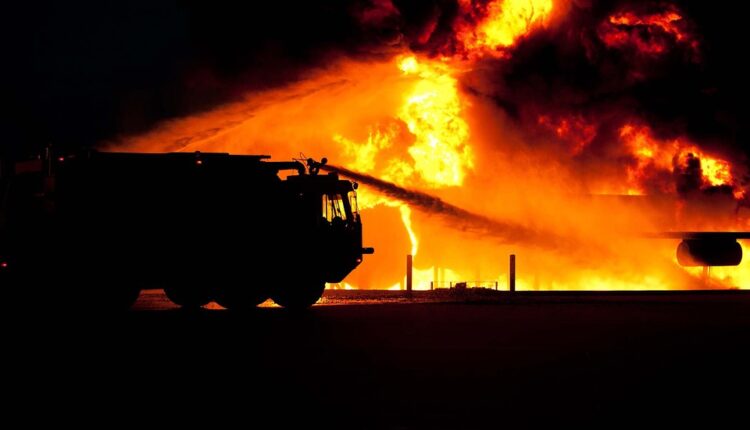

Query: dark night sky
[[6, 1, 378, 156], [4, 1, 747, 157]]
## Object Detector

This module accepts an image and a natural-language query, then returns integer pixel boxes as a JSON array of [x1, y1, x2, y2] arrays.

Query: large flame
[[113, 0, 748, 292], [334, 54, 472, 282], [333, 55, 472, 187], [397, 56, 472, 186]]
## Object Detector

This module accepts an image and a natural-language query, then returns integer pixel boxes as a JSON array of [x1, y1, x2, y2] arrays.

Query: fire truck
[[0, 149, 373, 310]]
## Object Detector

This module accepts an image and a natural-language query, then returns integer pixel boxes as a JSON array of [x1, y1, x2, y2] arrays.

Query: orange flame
[[619, 124, 737, 195], [397, 55, 473, 186], [610, 11, 685, 41], [334, 55, 472, 187], [598, 6, 699, 58], [400, 205, 418, 256], [455, 0, 554, 58], [701, 157, 733, 187], [537, 114, 597, 155]]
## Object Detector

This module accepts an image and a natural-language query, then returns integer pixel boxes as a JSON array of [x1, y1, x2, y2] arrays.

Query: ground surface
[[11, 289, 750, 428]]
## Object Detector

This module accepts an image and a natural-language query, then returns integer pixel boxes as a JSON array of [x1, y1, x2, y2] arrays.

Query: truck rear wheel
[[101, 285, 141, 311], [52, 262, 141, 312], [164, 285, 212, 309], [271, 279, 325, 309], [61, 284, 141, 312]]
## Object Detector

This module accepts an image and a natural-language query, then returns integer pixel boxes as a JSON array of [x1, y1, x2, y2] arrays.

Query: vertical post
[[509, 254, 516, 292], [406, 254, 413, 293]]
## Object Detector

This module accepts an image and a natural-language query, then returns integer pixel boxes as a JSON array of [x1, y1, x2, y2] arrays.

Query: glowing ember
[[610, 11, 684, 41], [356, 0, 399, 26], [598, 6, 699, 58], [537, 114, 597, 155]]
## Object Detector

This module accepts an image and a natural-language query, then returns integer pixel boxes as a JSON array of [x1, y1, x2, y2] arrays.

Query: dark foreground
[[11, 290, 750, 428]]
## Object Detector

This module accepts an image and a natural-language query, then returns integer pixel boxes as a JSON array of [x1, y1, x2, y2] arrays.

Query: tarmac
[[10, 288, 750, 428]]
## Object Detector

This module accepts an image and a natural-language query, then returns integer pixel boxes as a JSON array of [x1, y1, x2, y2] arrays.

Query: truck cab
[[0, 150, 373, 310]]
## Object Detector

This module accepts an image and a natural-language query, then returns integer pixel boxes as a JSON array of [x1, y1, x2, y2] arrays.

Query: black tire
[[271, 279, 325, 309], [100, 284, 141, 311], [53, 265, 141, 312], [164, 284, 212, 308]]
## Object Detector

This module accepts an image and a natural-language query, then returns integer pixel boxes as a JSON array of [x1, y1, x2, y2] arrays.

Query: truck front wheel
[[271, 279, 325, 309]]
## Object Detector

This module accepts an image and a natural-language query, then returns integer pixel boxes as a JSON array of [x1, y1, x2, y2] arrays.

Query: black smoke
[[393, 1, 746, 158], [7, 0, 746, 164]]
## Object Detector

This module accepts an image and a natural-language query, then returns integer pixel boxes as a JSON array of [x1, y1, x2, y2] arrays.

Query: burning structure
[[107, 0, 748, 291]]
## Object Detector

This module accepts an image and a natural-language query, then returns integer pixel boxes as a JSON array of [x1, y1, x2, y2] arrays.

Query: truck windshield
[[322, 193, 348, 222], [348, 191, 359, 222]]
